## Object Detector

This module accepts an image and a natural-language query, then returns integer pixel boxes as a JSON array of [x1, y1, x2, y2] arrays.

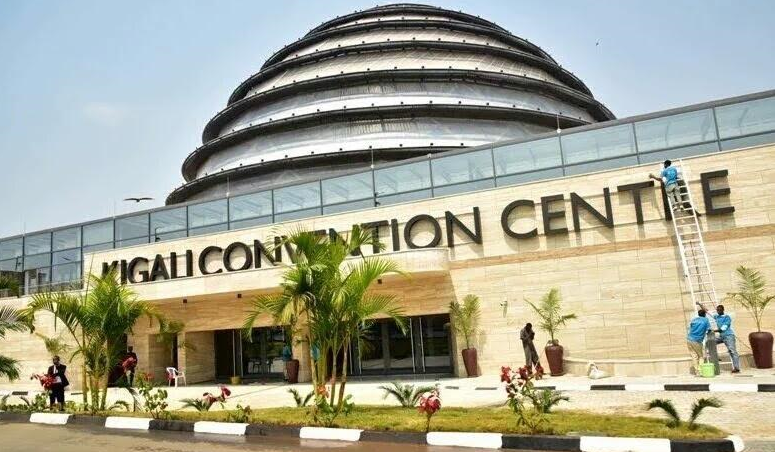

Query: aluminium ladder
[[665, 161, 721, 374]]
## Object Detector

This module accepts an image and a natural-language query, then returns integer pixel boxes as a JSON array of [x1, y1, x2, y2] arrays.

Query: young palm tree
[[647, 399, 682, 428], [687, 397, 723, 430], [242, 225, 405, 413], [449, 294, 481, 349], [647, 397, 722, 429], [21, 270, 163, 411], [0, 274, 20, 297], [726, 265, 773, 332], [379, 382, 436, 408], [0, 305, 28, 380], [525, 288, 577, 345]]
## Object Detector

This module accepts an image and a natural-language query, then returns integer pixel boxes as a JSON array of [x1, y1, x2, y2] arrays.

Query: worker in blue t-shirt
[[713, 305, 741, 373], [649, 159, 683, 212], [686, 309, 710, 375]]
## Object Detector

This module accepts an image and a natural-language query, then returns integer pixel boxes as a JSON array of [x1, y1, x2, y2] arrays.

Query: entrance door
[[354, 315, 452, 376], [242, 327, 286, 378]]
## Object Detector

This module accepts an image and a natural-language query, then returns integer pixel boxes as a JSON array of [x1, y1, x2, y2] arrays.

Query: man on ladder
[[650, 159, 683, 212]]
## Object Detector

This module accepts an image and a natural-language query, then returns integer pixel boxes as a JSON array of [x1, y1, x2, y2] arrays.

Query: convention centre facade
[[2, 4, 775, 386]]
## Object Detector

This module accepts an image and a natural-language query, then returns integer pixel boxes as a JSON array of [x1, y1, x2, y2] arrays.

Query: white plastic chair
[[166, 367, 186, 387]]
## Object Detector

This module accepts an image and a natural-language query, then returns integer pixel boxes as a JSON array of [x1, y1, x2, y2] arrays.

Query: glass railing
[[1, 90, 774, 298]]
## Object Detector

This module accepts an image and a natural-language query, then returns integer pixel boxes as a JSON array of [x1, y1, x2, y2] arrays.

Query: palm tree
[[726, 265, 773, 332], [647, 397, 723, 430], [379, 382, 436, 408], [0, 305, 28, 380], [156, 319, 194, 366], [449, 294, 481, 350], [0, 274, 20, 297], [525, 288, 576, 345], [21, 270, 163, 411], [242, 225, 405, 413]]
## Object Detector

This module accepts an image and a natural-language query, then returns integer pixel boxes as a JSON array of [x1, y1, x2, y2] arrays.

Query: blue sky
[[1, 0, 774, 237]]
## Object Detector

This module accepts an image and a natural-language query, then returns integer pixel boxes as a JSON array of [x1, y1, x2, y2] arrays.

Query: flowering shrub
[[417, 387, 441, 432], [136, 373, 169, 419], [121, 356, 137, 371], [30, 374, 55, 390], [181, 386, 231, 412], [502, 365, 567, 434]]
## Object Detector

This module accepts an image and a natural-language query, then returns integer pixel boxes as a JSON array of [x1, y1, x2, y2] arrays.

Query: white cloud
[[82, 102, 126, 126]]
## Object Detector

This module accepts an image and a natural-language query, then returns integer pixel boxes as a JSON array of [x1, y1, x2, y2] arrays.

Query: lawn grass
[[103, 405, 726, 440]]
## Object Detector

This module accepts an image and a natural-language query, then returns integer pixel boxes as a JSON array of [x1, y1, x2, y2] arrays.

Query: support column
[[180, 331, 216, 384]]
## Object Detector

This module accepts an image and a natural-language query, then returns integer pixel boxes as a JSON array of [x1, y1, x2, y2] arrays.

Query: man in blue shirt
[[650, 159, 683, 212], [686, 309, 710, 375], [713, 305, 740, 373]]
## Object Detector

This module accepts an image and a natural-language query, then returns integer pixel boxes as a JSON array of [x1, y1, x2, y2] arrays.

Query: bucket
[[699, 362, 716, 378]]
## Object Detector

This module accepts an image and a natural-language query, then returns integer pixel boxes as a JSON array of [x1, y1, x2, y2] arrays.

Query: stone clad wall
[[2, 144, 775, 384]]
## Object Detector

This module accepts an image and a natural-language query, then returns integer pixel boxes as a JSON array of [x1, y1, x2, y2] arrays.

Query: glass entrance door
[[242, 326, 286, 378], [354, 314, 452, 376]]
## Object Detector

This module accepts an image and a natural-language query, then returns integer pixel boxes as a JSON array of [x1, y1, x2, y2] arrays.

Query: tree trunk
[[329, 345, 338, 406], [337, 342, 349, 411]]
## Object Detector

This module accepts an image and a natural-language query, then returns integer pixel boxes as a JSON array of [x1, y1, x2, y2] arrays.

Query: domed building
[[168, 3, 614, 203]]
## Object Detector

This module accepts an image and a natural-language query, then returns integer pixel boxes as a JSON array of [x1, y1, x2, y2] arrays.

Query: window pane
[[375, 161, 431, 196], [635, 109, 717, 153], [716, 97, 775, 138], [153, 230, 187, 242], [52, 227, 81, 251], [25, 267, 50, 292], [376, 189, 432, 206], [323, 199, 374, 214], [431, 149, 493, 187], [52, 263, 81, 284], [24, 233, 51, 255], [189, 223, 228, 236], [322, 172, 373, 205], [83, 221, 113, 246], [230, 216, 272, 230], [53, 248, 80, 265], [24, 253, 50, 270], [116, 237, 149, 248], [562, 124, 636, 164], [82, 242, 114, 254], [0, 238, 23, 260], [116, 214, 149, 241], [229, 191, 272, 222], [151, 207, 187, 236], [274, 207, 320, 222], [720, 130, 775, 151], [638, 142, 719, 164], [188, 199, 227, 228], [273, 182, 321, 214], [0, 259, 23, 272], [494, 137, 562, 176], [496, 167, 564, 187], [564, 155, 639, 176], [433, 178, 494, 197]]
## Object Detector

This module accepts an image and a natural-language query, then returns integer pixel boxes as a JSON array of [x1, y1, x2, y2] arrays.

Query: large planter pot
[[750, 331, 774, 369], [229, 375, 242, 385], [286, 359, 300, 383], [545, 344, 565, 376], [461, 348, 478, 377]]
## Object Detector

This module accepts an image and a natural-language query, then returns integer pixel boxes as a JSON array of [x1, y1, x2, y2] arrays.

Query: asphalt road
[[0, 422, 518, 452]]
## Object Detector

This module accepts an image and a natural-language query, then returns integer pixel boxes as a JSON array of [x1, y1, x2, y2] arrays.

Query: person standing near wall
[[47, 355, 69, 411], [520, 323, 541, 372], [712, 305, 741, 373], [123, 346, 138, 386], [686, 309, 710, 375]]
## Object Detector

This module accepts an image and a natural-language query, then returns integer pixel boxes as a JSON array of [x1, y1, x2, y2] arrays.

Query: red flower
[[418, 390, 441, 415], [518, 366, 529, 381], [500, 366, 512, 383], [121, 356, 137, 371], [220, 386, 231, 397], [315, 385, 329, 398], [31, 374, 55, 390], [534, 364, 545, 380]]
